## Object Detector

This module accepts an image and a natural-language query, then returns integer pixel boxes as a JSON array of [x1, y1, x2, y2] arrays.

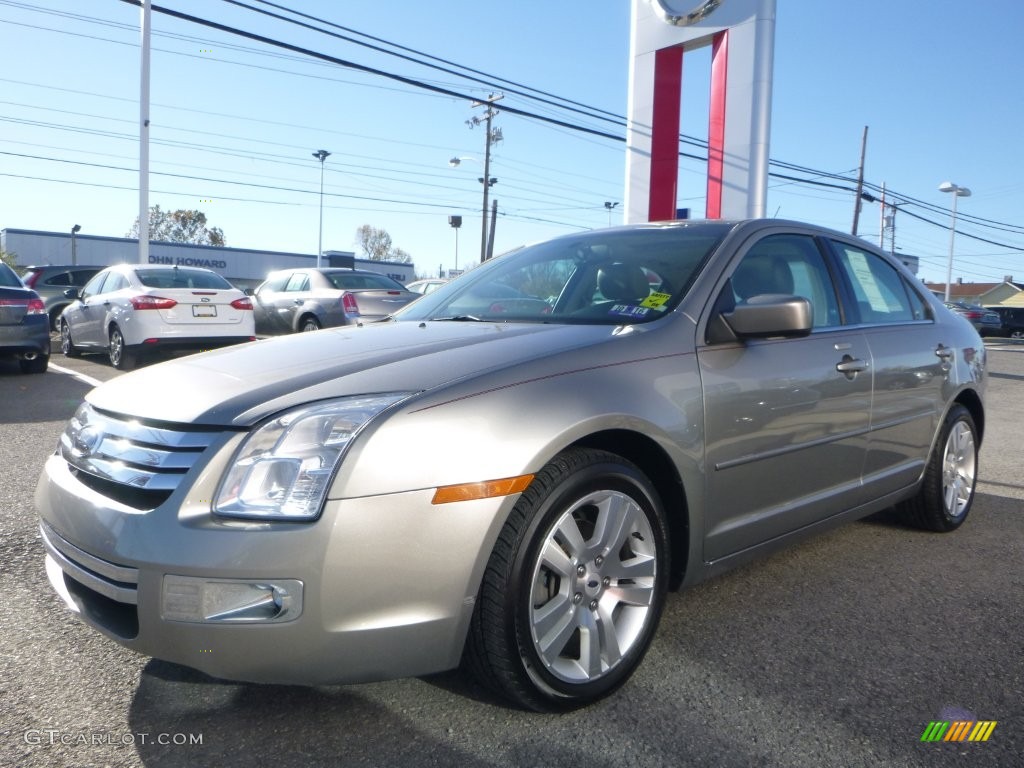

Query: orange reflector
[[431, 474, 534, 505]]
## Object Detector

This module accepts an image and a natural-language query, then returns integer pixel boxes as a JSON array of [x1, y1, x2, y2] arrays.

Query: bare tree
[[355, 225, 411, 263]]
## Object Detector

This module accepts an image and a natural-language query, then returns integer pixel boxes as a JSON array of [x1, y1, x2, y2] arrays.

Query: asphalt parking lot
[[1, 340, 1021, 768]]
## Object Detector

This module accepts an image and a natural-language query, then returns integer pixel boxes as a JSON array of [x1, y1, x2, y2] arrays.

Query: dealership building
[[1, 228, 417, 290]]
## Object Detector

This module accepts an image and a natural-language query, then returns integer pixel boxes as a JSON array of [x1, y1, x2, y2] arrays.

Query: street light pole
[[939, 181, 971, 302], [71, 224, 81, 266], [604, 201, 619, 227], [312, 149, 331, 268]]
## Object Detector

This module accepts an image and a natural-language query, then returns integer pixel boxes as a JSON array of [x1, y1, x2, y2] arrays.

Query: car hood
[[87, 321, 630, 426]]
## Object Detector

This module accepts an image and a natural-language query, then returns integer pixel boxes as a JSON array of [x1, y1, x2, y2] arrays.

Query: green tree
[[128, 205, 226, 246], [1, 248, 21, 273], [354, 224, 411, 263]]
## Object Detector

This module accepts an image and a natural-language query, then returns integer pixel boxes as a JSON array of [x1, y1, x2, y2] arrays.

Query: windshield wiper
[[431, 315, 484, 322]]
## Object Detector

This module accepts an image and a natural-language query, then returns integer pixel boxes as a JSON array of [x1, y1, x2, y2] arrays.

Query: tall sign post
[[625, 0, 777, 222]]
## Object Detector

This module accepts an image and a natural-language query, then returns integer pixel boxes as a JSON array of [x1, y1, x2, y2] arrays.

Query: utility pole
[[138, 0, 152, 264], [851, 125, 868, 236], [467, 94, 503, 261]]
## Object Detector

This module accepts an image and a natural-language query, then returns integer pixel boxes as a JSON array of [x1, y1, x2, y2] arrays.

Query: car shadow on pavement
[[128, 660, 496, 768]]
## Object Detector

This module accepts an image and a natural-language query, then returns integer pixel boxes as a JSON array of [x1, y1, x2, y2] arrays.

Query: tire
[[60, 320, 81, 358], [299, 316, 321, 333], [19, 354, 48, 374], [108, 325, 137, 371], [49, 306, 67, 332], [464, 447, 669, 711], [896, 404, 978, 532]]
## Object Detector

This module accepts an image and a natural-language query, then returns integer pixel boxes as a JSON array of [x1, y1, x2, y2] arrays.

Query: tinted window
[[257, 273, 290, 294], [136, 268, 232, 289], [829, 242, 919, 324], [81, 271, 109, 297], [0, 264, 23, 287], [43, 271, 74, 286], [735, 234, 840, 328], [103, 273, 129, 293], [326, 273, 405, 291]]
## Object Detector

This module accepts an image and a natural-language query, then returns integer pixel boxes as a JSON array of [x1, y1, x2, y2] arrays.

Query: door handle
[[836, 355, 868, 379], [935, 346, 954, 360]]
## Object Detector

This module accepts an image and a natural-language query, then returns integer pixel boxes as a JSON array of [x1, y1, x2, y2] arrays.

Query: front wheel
[[464, 448, 669, 711], [60, 320, 80, 358], [108, 325, 137, 371], [896, 404, 978, 532]]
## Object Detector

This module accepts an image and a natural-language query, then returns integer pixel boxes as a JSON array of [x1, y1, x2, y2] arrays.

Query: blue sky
[[2, 0, 1023, 285]]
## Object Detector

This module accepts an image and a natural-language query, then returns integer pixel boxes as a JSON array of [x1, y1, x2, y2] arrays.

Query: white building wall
[[1, 229, 416, 288]]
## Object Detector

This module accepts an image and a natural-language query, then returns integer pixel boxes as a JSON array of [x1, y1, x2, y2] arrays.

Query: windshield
[[136, 268, 232, 290], [326, 272, 405, 291], [395, 223, 732, 324]]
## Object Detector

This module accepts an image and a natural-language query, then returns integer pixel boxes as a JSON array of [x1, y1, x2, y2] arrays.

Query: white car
[[59, 264, 256, 369]]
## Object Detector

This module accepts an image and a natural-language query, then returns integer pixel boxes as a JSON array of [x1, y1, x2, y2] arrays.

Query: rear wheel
[[108, 325, 137, 371], [60, 320, 81, 358], [464, 448, 669, 711], [299, 315, 321, 333], [896, 404, 978, 532]]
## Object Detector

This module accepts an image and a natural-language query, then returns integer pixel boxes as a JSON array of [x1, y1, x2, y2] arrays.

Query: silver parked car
[[252, 268, 419, 334], [36, 220, 986, 711]]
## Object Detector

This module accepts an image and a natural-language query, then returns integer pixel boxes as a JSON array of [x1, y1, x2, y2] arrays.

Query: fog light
[[162, 576, 303, 623]]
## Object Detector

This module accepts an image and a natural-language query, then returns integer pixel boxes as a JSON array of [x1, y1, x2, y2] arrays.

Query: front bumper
[[35, 450, 515, 685]]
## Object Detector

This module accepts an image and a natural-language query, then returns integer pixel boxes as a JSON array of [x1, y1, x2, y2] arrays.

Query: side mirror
[[722, 295, 813, 339], [64, 287, 81, 300]]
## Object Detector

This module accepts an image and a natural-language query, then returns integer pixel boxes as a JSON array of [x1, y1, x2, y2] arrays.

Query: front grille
[[59, 403, 225, 510]]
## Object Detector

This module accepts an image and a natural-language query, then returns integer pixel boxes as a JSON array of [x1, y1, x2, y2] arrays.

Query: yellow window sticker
[[640, 292, 671, 309]]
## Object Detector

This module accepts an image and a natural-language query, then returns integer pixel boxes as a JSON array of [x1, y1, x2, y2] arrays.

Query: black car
[[986, 305, 1024, 339], [21, 264, 104, 330], [0, 263, 50, 373]]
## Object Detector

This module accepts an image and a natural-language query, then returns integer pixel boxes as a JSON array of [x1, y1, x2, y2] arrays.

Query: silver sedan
[[252, 267, 419, 334], [36, 219, 986, 711]]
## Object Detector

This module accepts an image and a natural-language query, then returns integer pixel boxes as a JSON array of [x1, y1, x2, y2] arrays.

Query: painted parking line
[[49, 363, 104, 388]]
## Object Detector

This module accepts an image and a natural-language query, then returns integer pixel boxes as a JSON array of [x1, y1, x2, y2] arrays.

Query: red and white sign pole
[[625, 0, 777, 222]]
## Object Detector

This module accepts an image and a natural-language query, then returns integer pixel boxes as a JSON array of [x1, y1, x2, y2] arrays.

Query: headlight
[[214, 394, 411, 520]]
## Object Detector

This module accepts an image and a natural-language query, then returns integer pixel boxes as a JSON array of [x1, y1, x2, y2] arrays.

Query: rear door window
[[828, 241, 927, 324]]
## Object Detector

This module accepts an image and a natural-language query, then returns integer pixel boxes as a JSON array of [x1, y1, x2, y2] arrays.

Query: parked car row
[[943, 301, 1002, 336]]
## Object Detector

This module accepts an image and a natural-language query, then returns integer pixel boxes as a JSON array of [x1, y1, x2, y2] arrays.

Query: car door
[[67, 271, 111, 347], [825, 238, 948, 498], [698, 232, 872, 562], [252, 273, 290, 335], [277, 271, 312, 331]]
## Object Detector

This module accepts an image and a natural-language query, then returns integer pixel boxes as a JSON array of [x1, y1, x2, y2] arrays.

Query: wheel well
[[296, 313, 319, 330], [572, 430, 689, 590], [954, 388, 985, 444]]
